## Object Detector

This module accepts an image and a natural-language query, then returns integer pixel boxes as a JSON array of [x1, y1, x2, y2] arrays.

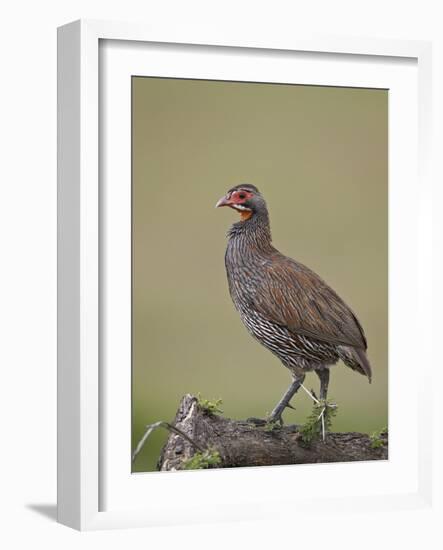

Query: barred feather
[[223, 184, 372, 381]]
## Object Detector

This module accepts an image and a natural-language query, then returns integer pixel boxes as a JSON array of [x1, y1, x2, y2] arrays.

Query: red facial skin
[[215, 189, 255, 220], [216, 189, 254, 208], [227, 189, 254, 205]]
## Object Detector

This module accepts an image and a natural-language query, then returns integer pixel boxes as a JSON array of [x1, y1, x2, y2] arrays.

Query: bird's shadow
[[26, 503, 57, 522]]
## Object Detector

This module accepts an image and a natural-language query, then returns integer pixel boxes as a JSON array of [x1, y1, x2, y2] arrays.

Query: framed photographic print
[[57, 20, 433, 530]]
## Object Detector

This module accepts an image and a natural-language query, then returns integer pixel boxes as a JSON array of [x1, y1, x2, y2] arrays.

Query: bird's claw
[[267, 413, 284, 426], [246, 416, 283, 430], [247, 399, 296, 429]]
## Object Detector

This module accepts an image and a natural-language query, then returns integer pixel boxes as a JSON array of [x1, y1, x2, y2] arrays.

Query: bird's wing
[[252, 254, 367, 350]]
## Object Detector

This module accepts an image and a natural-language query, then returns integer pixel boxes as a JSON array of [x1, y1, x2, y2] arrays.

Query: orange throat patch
[[239, 210, 253, 221]]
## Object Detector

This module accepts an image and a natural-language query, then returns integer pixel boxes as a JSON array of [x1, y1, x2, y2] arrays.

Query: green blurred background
[[131, 77, 388, 472]]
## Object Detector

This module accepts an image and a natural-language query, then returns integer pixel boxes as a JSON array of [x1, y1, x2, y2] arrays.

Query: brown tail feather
[[354, 347, 372, 383], [338, 346, 372, 383]]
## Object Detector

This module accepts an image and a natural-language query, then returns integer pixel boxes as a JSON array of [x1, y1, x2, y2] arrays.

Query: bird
[[216, 183, 372, 425]]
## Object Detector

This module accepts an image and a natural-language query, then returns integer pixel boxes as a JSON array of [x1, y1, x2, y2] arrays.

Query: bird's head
[[215, 184, 267, 221]]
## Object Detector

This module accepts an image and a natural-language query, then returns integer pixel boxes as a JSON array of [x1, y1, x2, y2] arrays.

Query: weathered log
[[158, 394, 388, 471]]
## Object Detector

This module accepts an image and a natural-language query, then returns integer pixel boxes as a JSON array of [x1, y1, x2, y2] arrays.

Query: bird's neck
[[227, 210, 273, 254]]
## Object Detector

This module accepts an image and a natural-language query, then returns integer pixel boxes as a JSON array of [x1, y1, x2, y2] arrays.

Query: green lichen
[[263, 419, 281, 432], [196, 393, 223, 415], [370, 427, 387, 449], [182, 448, 222, 470], [300, 399, 338, 445]]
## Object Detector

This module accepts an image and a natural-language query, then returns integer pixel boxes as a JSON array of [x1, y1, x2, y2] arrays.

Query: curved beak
[[215, 195, 231, 208]]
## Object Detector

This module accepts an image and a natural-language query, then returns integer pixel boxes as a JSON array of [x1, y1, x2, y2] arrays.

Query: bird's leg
[[316, 368, 330, 401], [314, 368, 336, 440], [267, 374, 305, 426]]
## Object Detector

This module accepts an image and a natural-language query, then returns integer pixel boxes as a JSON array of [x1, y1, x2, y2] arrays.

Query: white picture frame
[[57, 19, 433, 531]]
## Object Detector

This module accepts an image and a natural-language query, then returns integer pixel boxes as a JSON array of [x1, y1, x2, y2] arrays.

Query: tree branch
[[155, 394, 388, 471]]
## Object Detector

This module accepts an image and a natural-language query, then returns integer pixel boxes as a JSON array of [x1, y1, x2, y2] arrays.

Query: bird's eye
[[238, 193, 246, 199]]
